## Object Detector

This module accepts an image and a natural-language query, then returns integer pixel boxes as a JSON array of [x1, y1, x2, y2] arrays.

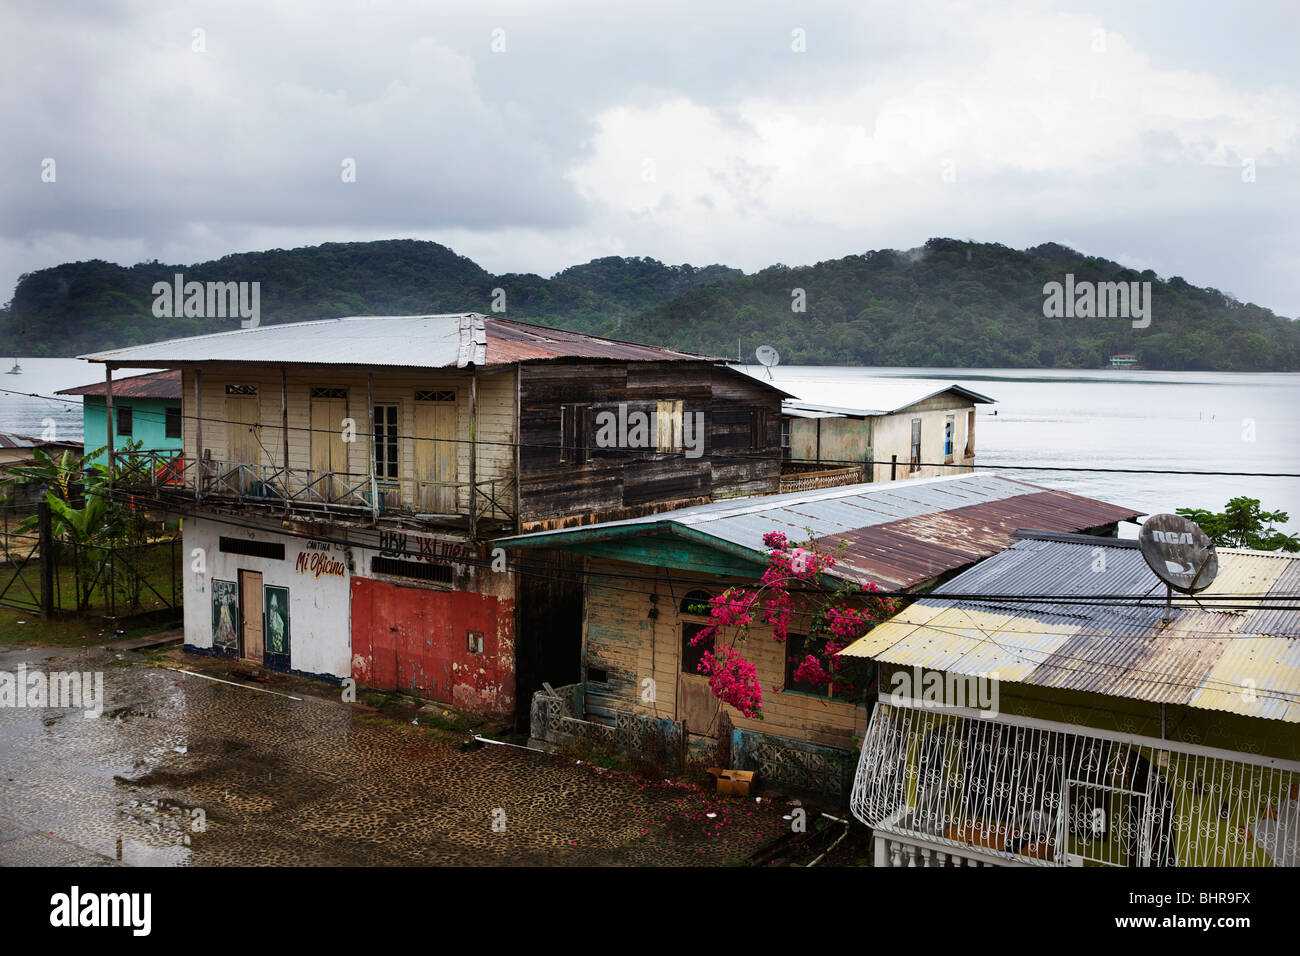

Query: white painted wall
[[182, 516, 353, 678]]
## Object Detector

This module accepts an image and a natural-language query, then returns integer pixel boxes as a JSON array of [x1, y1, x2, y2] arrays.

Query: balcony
[[852, 700, 1299, 867], [110, 449, 516, 532]]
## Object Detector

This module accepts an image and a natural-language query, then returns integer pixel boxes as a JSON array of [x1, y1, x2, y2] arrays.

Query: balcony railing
[[110, 449, 516, 529], [852, 700, 1300, 867], [779, 464, 865, 493]]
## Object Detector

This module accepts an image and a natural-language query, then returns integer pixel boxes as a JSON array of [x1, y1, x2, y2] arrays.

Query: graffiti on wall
[[377, 531, 475, 564], [263, 586, 290, 655], [212, 579, 238, 652]]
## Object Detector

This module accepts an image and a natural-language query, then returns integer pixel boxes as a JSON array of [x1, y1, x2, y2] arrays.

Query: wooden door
[[225, 394, 261, 493], [677, 617, 720, 737], [239, 570, 264, 662], [414, 397, 457, 514], [310, 393, 349, 501]]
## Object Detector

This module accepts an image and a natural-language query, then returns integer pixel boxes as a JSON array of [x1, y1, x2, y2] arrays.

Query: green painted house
[[57, 369, 183, 465]]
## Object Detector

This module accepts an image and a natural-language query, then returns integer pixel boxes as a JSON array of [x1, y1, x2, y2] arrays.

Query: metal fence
[[0, 501, 182, 619], [852, 701, 1300, 867]]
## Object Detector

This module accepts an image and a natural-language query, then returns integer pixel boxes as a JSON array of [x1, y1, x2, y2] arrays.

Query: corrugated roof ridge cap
[[79, 313, 470, 360]]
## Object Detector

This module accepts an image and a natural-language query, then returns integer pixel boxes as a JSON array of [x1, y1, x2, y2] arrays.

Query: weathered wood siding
[[518, 362, 780, 528], [583, 557, 871, 751]]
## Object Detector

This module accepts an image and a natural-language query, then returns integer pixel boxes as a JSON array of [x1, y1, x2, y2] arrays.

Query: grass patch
[[0, 606, 178, 646]]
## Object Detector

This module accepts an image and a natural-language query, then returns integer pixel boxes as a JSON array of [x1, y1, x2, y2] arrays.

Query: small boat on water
[[6, 359, 20, 375]]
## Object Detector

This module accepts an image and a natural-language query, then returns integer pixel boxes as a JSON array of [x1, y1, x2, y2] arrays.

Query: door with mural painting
[[224, 384, 261, 494], [413, 389, 457, 514], [677, 590, 720, 737], [239, 569, 264, 662], [310, 387, 349, 501]]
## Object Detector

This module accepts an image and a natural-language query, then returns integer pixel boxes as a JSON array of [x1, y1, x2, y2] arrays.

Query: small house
[[500, 473, 1140, 795], [57, 369, 183, 465], [778, 382, 996, 491]]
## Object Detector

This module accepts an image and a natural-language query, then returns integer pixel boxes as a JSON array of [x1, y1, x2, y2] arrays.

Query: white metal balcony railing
[[852, 699, 1300, 868], [109, 449, 515, 524]]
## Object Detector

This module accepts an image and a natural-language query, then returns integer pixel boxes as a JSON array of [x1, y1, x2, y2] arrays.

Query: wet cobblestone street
[[0, 644, 787, 866]]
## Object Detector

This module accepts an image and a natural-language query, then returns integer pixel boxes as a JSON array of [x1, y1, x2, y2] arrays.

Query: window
[[370, 556, 452, 583], [784, 633, 875, 701], [116, 405, 133, 437], [965, 409, 975, 458], [218, 537, 285, 560], [944, 416, 955, 463], [785, 633, 830, 696], [311, 387, 347, 400], [373, 404, 399, 480], [657, 400, 684, 453], [467, 632, 484, 654], [909, 419, 922, 472], [560, 404, 589, 465], [780, 417, 792, 461], [414, 389, 455, 403], [680, 589, 714, 676], [165, 406, 182, 439], [225, 384, 257, 395]]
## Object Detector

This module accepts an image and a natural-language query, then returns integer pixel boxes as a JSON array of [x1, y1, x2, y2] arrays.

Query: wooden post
[[194, 368, 203, 500], [367, 372, 377, 520], [468, 367, 478, 540], [891, 454, 898, 481], [104, 365, 115, 494], [513, 367, 522, 533], [38, 498, 53, 617], [281, 368, 290, 512]]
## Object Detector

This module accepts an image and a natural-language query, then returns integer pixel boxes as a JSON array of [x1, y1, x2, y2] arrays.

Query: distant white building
[[770, 380, 996, 491]]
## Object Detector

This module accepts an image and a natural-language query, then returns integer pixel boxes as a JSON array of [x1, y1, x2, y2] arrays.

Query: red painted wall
[[350, 577, 515, 717]]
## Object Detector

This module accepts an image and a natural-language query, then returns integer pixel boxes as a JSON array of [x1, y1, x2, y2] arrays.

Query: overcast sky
[[3, 0, 1298, 315]]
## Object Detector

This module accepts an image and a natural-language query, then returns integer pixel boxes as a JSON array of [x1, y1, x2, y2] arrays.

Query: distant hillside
[[2, 237, 1296, 370], [552, 256, 744, 315], [618, 239, 1300, 371]]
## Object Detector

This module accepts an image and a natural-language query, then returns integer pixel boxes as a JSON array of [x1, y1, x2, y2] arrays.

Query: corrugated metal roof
[[79, 314, 726, 369], [0, 433, 82, 450], [499, 473, 1142, 590], [841, 535, 1300, 723], [739, 376, 996, 417], [56, 368, 180, 398]]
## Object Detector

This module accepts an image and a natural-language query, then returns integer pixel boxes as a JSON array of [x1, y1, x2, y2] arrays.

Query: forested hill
[[2, 237, 1296, 370], [622, 239, 1300, 370]]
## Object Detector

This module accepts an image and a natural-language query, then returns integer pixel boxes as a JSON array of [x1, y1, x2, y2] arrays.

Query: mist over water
[[3, 359, 1297, 535]]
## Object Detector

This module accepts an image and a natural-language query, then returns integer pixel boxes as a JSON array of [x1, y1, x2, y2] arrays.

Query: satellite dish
[[1138, 514, 1218, 594], [755, 345, 780, 368]]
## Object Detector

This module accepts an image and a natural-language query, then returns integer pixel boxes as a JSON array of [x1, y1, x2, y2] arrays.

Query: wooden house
[[500, 474, 1140, 795], [777, 381, 996, 489], [845, 532, 1300, 866], [81, 314, 785, 727]]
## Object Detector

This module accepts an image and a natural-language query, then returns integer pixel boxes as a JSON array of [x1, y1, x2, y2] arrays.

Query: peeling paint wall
[[350, 575, 515, 717]]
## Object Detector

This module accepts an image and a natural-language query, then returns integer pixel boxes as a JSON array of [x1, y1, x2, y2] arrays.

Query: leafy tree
[[1175, 497, 1300, 552]]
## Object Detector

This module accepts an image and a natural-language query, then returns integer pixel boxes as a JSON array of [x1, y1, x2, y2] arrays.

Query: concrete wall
[[182, 516, 353, 679]]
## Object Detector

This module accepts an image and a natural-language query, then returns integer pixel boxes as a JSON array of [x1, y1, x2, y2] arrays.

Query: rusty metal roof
[[498, 473, 1142, 590], [841, 533, 1300, 723], [78, 314, 725, 369], [0, 433, 83, 450], [56, 368, 181, 399]]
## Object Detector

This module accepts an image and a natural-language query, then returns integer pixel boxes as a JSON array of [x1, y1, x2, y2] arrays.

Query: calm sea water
[[2, 358, 1296, 534], [746, 365, 1300, 536]]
